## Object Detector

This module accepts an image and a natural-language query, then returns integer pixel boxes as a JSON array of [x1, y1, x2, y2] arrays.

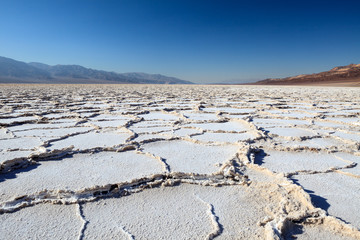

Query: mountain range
[[253, 63, 360, 86], [1, 56, 359, 86], [0, 56, 193, 84]]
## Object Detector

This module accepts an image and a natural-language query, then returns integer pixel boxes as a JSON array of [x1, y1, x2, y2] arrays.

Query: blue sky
[[1, 0, 360, 83]]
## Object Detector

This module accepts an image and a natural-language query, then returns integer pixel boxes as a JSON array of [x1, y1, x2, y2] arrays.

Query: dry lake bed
[[0, 84, 359, 239]]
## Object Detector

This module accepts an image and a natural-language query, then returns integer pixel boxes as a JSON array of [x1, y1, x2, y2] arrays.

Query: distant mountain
[[0, 56, 193, 84], [253, 64, 360, 86], [27, 62, 52, 71], [121, 72, 191, 84], [0, 56, 51, 80]]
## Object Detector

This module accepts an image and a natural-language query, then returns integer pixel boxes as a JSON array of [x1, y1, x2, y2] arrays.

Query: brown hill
[[253, 64, 360, 87]]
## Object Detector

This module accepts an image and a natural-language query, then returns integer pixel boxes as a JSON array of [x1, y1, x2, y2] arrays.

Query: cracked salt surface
[[142, 140, 239, 174], [255, 150, 349, 174], [0, 137, 43, 151], [82, 184, 270, 240], [192, 132, 257, 143], [0, 84, 360, 239], [265, 127, 318, 138], [132, 132, 174, 143], [0, 151, 33, 165], [182, 112, 221, 121], [0, 151, 162, 203], [85, 120, 129, 128], [292, 173, 360, 229], [251, 118, 312, 128], [48, 130, 130, 151], [13, 126, 94, 138], [0, 128, 13, 138], [332, 131, 360, 142], [139, 111, 180, 121], [173, 127, 203, 137], [280, 137, 345, 149], [186, 120, 251, 132], [7, 121, 79, 131], [0, 203, 80, 239], [287, 222, 357, 240]]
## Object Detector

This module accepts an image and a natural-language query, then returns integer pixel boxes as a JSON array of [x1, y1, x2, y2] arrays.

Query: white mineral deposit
[[0, 84, 359, 239]]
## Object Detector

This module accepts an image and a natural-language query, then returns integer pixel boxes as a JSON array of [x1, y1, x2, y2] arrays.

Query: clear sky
[[1, 0, 360, 83]]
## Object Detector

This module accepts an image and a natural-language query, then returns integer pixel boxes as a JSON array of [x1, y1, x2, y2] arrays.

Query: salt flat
[[0, 84, 359, 239]]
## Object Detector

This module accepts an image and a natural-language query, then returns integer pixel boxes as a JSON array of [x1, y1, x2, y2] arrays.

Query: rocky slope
[[254, 63, 360, 86]]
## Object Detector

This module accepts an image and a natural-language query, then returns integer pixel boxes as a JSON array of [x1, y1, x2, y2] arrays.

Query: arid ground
[[0, 84, 359, 239]]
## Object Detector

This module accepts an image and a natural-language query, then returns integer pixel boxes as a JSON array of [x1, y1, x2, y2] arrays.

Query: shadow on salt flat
[[253, 149, 266, 166], [254, 150, 348, 173], [0, 150, 33, 165], [285, 221, 355, 240], [292, 172, 360, 229], [0, 164, 39, 183], [292, 178, 330, 211], [0, 151, 163, 202]]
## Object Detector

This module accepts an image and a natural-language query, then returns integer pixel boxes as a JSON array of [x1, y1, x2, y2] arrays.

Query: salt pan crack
[[1, 84, 360, 239]]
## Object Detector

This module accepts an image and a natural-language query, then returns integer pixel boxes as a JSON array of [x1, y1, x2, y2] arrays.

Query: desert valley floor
[[0, 84, 359, 239]]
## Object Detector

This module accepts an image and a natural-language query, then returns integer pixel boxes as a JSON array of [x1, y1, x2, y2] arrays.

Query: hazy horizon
[[1, 0, 360, 84]]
